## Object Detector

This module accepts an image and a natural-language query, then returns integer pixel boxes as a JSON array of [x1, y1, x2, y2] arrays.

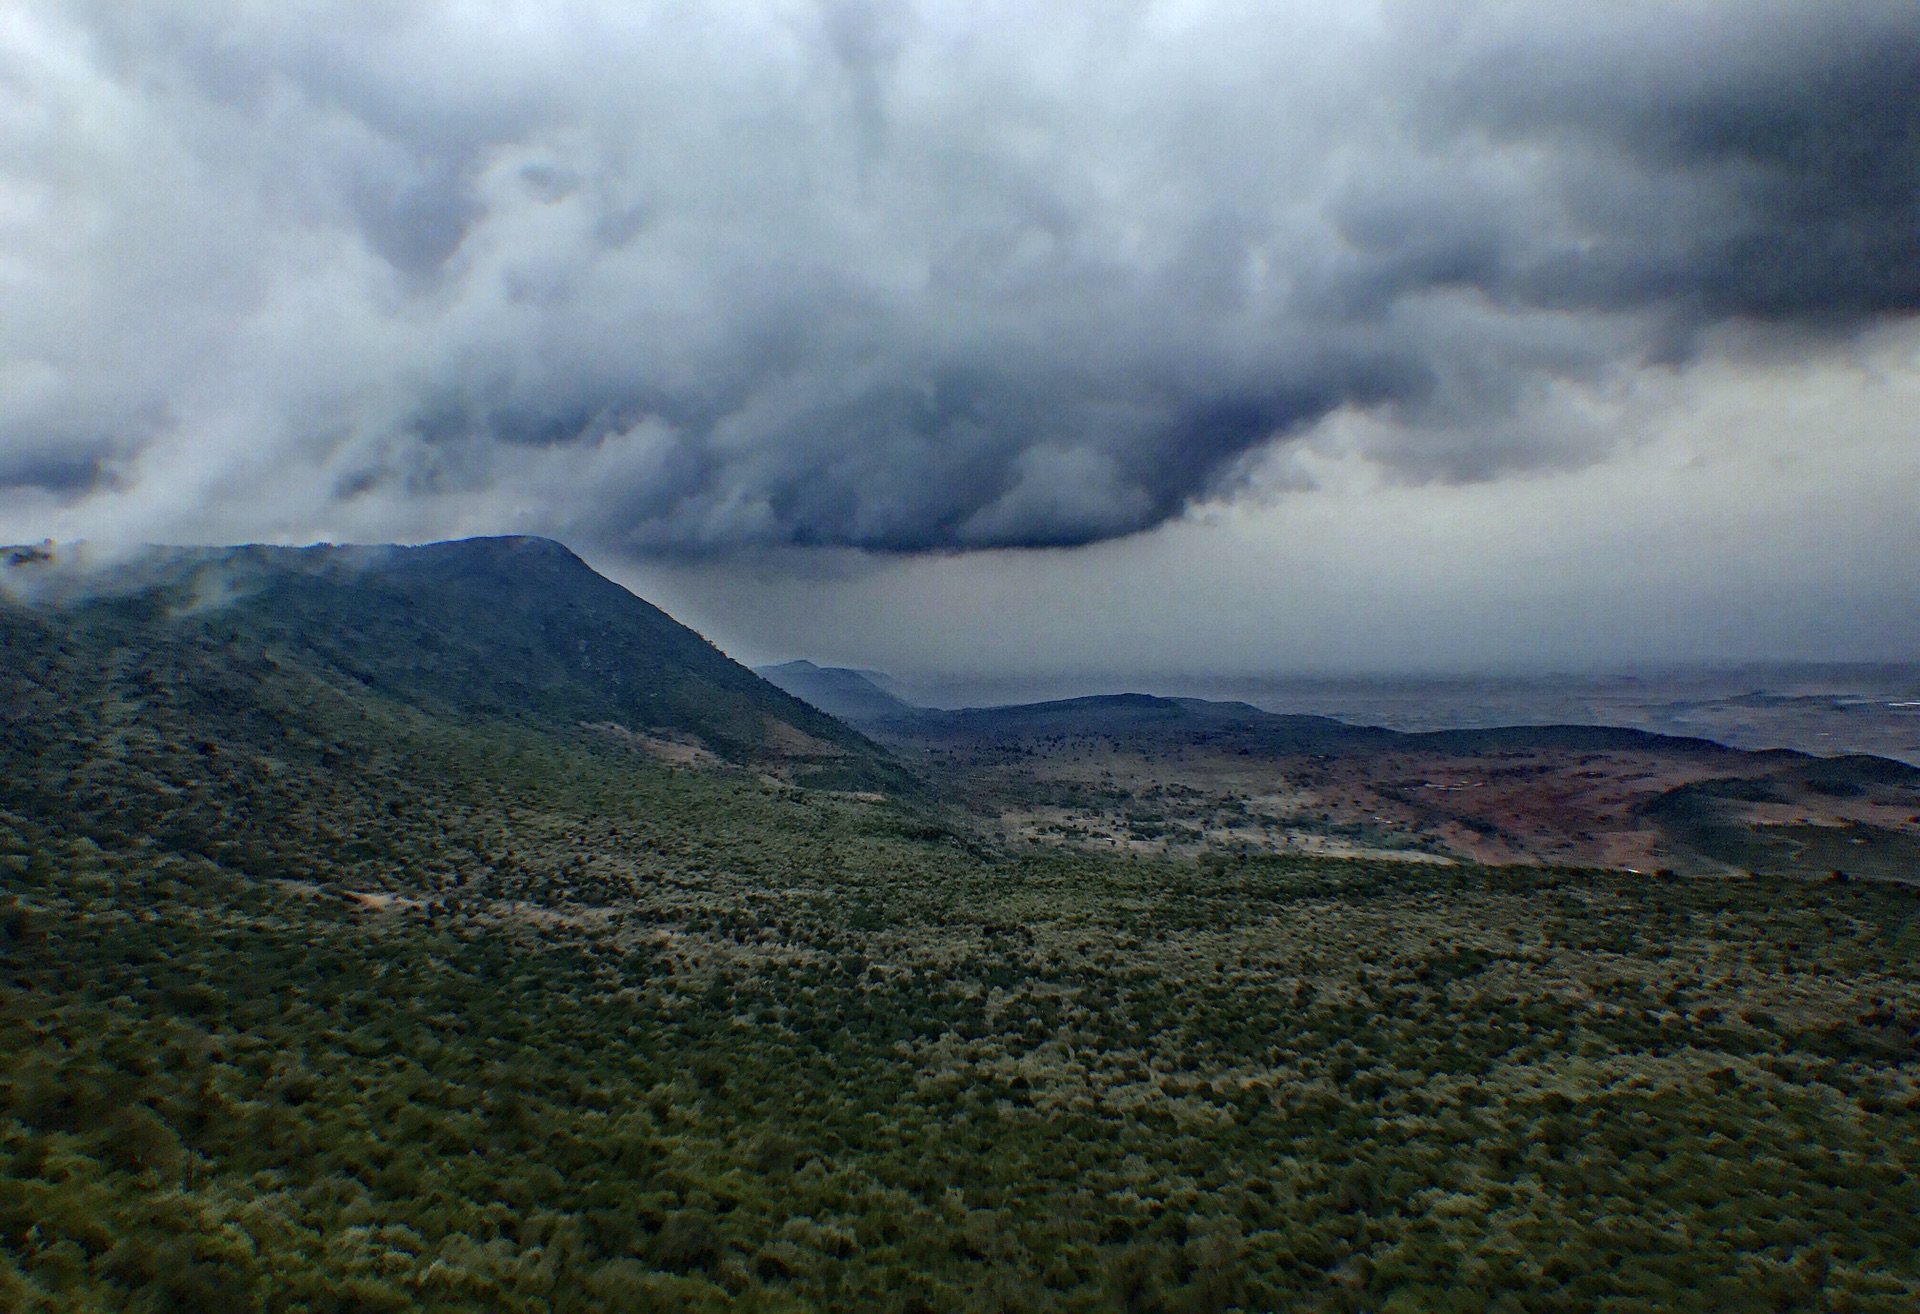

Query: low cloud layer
[[3, 1, 1917, 553]]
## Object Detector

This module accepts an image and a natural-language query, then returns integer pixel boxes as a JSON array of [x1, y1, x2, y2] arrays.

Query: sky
[[3, 1, 1918, 677]]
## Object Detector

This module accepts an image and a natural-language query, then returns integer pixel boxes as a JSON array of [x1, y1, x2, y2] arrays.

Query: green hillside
[[0, 537, 911, 810], [1, 542, 1918, 1312]]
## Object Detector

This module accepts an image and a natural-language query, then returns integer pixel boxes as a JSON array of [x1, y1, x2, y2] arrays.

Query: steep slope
[[4, 536, 899, 770], [0, 538, 914, 870]]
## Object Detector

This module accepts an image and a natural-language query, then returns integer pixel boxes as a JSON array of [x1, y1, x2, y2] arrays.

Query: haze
[[3, 1, 1916, 677]]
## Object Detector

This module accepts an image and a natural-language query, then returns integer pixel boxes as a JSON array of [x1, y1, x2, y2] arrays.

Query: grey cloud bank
[[4, 0, 1916, 558]]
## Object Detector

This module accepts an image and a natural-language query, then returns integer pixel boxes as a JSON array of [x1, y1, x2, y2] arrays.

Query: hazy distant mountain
[[756, 659, 921, 724]]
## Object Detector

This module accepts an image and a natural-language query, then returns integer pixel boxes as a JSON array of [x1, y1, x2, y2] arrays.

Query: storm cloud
[[3, 0, 1917, 553]]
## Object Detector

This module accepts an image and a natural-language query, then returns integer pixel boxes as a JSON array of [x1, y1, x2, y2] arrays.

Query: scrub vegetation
[[3, 540, 1918, 1312]]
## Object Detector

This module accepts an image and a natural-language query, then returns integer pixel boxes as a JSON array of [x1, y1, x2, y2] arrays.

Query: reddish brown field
[[908, 723, 1920, 878]]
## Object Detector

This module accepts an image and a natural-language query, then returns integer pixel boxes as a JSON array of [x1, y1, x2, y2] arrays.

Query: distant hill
[[0, 535, 911, 796], [883, 691, 1743, 758], [892, 693, 1392, 751], [756, 660, 921, 724]]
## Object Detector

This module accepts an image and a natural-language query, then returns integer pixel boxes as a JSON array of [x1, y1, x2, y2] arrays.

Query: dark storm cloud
[[1416, 2, 1920, 322], [3, 1, 1917, 552]]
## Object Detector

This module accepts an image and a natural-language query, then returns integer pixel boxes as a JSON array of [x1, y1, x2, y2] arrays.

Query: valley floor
[[904, 733, 1920, 878], [4, 757, 1920, 1312]]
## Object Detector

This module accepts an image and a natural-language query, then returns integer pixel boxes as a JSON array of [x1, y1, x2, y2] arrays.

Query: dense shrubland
[[3, 754, 1919, 1310], [3, 562, 1919, 1310]]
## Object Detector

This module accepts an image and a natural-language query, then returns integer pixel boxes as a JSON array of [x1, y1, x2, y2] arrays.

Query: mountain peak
[[5, 535, 910, 792]]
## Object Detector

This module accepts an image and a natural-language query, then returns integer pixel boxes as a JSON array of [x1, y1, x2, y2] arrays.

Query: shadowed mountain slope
[[6, 536, 884, 758], [0, 537, 914, 828]]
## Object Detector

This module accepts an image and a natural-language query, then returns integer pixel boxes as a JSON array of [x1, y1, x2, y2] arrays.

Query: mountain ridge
[[821, 686, 1750, 759], [2, 534, 910, 793]]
